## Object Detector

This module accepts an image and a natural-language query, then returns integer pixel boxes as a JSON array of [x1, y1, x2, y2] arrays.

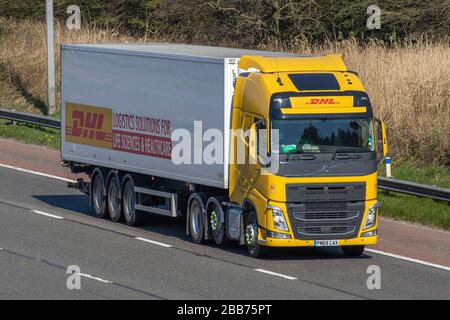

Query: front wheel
[[342, 245, 365, 257], [245, 211, 269, 258]]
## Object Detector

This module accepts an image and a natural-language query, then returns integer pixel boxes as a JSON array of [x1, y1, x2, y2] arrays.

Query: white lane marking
[[365, 249, 450, 272], [0, 163, 75, 183], [254, 268, 298, 280], [31, 210, 64, 220], [135, 237, 173, 248], [79, 273, 113, 284]]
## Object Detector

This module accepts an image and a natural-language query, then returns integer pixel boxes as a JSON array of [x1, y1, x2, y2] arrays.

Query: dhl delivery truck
[[61, 44, 388, 258]]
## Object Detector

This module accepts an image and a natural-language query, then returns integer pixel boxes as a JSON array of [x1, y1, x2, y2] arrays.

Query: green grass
[[379, 192, 450, 230], [0, 119, 60, 150], [378, 162, 450, 230]]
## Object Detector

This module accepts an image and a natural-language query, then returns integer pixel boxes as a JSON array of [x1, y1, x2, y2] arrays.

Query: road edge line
[[365, 248, 450, 272], [0, 163, 75, 183]]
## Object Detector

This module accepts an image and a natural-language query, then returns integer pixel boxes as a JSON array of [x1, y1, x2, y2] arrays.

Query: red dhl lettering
[[70, 111, 110, 142], [309, 98, 336, 105]]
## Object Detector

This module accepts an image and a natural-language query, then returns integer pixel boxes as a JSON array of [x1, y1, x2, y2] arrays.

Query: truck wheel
[[107, 175, 123, 222], [245, 211, 269, 258], [122, 179, 143, 226], [92, 173, 108, 219], [207, 197, 229, 245], [189, 197, 205, 244], [342, 245, 365, 257]]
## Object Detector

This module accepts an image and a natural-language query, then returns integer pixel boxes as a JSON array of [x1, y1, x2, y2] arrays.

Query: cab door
[[229, 111, 263, 205]]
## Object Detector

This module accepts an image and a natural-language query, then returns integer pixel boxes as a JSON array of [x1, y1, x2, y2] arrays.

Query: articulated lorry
[[61, 44, 387, 258]]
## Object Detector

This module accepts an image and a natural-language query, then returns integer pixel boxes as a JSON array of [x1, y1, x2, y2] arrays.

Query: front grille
[[293, 210, 360, 222], [286, 198, 365, 240], [297, 226, 356, 237]]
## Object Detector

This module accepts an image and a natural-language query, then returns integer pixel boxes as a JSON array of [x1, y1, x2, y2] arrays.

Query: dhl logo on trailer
[[65, 103, 113, 149]]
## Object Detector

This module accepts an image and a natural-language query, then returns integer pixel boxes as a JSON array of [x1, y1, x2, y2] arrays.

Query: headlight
[[268, 206, 289, 231], [363, 202, 380, 230]]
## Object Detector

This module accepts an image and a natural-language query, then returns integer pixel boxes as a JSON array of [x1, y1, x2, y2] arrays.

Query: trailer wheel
[[122, 178, 143, 226], [207, 197, 229, 245], [107, 175, 123, 222], [245, 211, 269, 258], [342, 245, 365, 257], [189, 197, 205, 244], [92, 172, 108, 219]]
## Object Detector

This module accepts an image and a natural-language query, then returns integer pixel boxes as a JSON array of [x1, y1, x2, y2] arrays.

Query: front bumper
[[260, 198, 379, 248], [259, 235, 377, 247]]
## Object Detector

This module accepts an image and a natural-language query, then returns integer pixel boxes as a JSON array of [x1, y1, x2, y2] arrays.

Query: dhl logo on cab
[[65, 103, 113, 149], [309, 98, 336, 105], [291, 96, 354, 108]]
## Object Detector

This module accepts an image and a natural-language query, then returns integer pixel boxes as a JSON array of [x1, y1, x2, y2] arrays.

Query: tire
[[92, 172, 108, 219], [342, 245, 365, 257], [207, 197, 229, 245], [107, 175, 123, 222], [189, 197, 205, 244], [122, 178, 143, 226], [245, 210, 269, 258]]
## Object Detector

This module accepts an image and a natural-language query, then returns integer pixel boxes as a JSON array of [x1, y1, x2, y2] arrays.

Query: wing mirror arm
[[375, 118, 388, 163]]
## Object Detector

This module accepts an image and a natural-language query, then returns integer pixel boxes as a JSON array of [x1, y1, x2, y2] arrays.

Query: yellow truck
[[62, 44, 387, 258]]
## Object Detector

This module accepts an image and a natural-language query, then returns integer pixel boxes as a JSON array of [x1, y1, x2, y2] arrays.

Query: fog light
[[361, 229, 377, 237], [267, 231, 292, 239]]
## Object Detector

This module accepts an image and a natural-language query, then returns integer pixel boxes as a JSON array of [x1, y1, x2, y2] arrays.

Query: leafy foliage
[[0, 0, 448, 46]]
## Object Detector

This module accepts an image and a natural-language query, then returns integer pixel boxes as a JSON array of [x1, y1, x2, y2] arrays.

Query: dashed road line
[[31, 209, 64, 220], [135, 237, 173, 248], [365, 249, 450, 272], [79, 273, 114, 284], [254, 268, 298, 280]]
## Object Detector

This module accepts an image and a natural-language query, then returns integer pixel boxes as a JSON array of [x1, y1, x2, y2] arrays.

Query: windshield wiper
[[286, 149, 316, 162], [332, 148, 354, 161], [286, 149, 302, 162]]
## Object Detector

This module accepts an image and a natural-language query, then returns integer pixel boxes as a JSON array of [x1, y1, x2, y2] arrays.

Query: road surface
[[0, 165, 449, 300]]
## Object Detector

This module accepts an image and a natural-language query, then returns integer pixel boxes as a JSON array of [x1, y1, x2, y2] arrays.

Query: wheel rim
[[190, 202, 202, 238], [123, 183, 134, 221], [246, 222, 257, 247], [210, 210, 219, 232], [93, 177, 103, 210]]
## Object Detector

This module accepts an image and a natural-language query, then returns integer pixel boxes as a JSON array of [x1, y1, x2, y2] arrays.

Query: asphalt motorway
[[0, 166, 449, 300]]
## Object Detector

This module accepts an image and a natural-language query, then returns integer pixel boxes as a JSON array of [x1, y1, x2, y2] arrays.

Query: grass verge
[[0, 119, 60, 150], [379, 192, 449, 230], [378, 163, 450, 230]]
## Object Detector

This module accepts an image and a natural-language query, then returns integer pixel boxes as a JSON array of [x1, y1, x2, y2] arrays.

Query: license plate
[[314, 240, 339, 247]]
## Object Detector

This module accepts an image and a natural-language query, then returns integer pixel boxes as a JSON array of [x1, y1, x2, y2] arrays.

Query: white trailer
[[61, 43, 293, 221], [61, 43, 244, 189]]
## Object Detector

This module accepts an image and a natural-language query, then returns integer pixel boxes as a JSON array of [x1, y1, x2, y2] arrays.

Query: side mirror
[[375, 118, 388, 162]]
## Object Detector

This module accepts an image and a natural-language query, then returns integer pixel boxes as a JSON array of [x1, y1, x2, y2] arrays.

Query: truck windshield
[[272, 118, 375, 154]]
